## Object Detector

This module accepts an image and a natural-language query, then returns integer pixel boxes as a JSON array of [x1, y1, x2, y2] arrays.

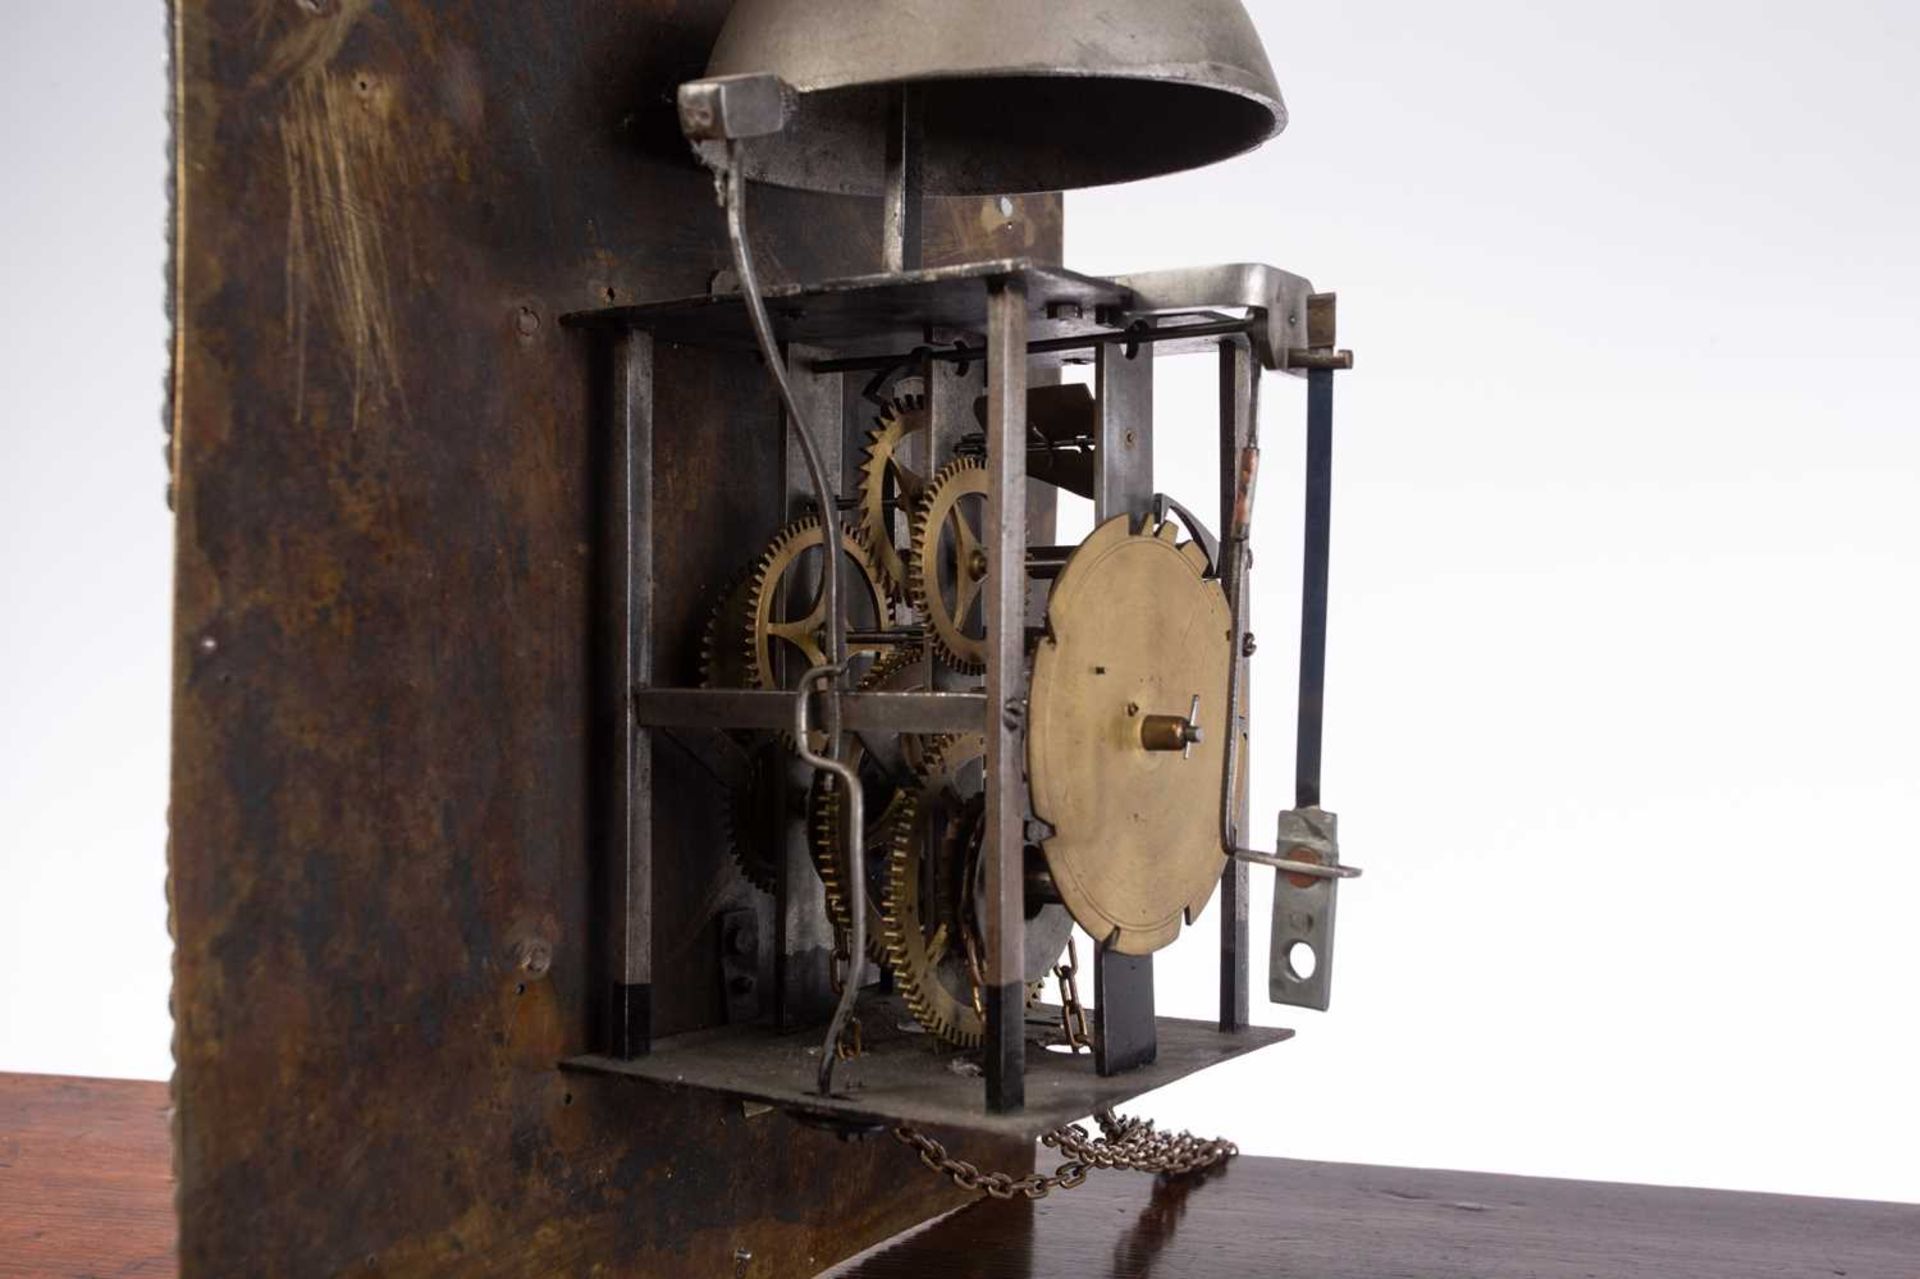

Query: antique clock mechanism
[[566, 0, 1362, 1171]]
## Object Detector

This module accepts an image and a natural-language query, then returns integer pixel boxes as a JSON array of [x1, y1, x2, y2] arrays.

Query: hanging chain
[[1053, 936, 1091, 1052], [834, 1015, 864, 1061], [894, 1109, 1237, 1201], [827, 924, 864, 1060]]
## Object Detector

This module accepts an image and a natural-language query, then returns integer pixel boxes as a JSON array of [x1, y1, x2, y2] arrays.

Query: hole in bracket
[[1285, 941, 1318, 982]]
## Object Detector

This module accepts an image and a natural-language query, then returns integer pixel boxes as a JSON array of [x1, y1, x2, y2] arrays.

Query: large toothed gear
[[720, 739, 785, 895], [700, 564, 779, 890], [909, 456, 991, 674], [882, 736, 1074, 1048], [1028, 514, 1234, 955], [743, 514, 893, 694], [809, 644, 930, 963], [856, 394, 932, 601], [699, 563, 759, 695]]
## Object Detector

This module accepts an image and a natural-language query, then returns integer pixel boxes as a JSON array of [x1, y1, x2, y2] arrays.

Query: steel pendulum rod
[[1296, 366, 1334, 809]]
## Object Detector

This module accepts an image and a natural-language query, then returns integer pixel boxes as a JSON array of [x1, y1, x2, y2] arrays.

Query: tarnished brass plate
[[1028, 516, 1232, 954]]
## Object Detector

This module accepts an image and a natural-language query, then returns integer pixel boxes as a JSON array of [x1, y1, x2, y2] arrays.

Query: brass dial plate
[[1028, 515, 1232, 955]]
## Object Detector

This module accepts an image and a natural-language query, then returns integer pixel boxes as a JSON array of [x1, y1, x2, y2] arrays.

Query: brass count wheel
[[909, 457, 991, 674], [1027, 515, 1233, 955], [882, 736, 1073, 1048], [856, 394, 932, 601]]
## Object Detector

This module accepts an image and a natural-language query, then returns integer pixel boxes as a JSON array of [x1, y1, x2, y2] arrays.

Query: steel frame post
[[1091, 325, 1160, 1075], [983, 278, 1030, 1112], [1093, 337, 1154, 523], [606, 332, 654, 1058], [1218, 337, 1257, 1032]]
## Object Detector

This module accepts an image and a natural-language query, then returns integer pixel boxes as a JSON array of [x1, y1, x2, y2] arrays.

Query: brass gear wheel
[[882, 736, 1073, 1048], [909, 456, 991, 674], [856, 394, 932, 601], [721, 739, 785, 894], [699, 563, 758, 694], [810, 644, 931, 962], [701, 564, 777, 890], [743, 514, 893, 693]]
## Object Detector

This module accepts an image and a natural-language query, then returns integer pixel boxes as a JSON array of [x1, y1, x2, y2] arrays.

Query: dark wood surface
[[0, 1074, 174, 1278], [830, 1152, 1920, 1279], [8, 1072, 1915, 1278]]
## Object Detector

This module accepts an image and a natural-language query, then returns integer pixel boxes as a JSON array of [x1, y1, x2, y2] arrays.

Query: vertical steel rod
[[1217, 337, 1256, 1032], [1093, 341, 1154, 522], [882, 87, 924, 275], [1090, 319, 1159, 1072], [983, 277, 1030, 1112], [608, 331, 654, 1058], [1296, 367, 1335, 809]]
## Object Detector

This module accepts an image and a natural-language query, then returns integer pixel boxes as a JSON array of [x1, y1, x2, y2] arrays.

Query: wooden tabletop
[[1, 1073, 173, 1278], [4, 1072, 1914, 1278]]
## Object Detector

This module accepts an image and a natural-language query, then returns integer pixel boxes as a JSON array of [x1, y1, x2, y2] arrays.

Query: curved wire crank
[[795, 663, 865, 1095]]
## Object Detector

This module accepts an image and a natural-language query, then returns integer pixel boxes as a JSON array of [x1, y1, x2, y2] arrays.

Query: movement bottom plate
[[565, 996, 1291, 1139]]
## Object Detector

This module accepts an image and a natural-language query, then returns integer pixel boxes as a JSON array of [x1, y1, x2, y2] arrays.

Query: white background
[[3, 1, 1917, 1204]]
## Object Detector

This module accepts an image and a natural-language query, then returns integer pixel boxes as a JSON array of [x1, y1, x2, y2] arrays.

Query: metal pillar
[[1091, 332, 1159, 1073], [983, 278, 1030, 1112], [1093, 339, 1154, 522], [606, 332, 654, 1058], [1218, 337, 1257, 1032]]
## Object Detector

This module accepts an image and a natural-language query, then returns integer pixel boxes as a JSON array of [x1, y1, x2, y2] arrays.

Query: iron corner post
[[983, 275, 1031, 1112], [607, 330, 655, 1059], [1089, 300, 1161, 1074], [1217, 336, 1258, 1033]]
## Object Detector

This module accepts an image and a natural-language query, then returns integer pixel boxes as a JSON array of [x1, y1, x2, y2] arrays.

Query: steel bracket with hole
[[1268, 806, 1341, 1011]]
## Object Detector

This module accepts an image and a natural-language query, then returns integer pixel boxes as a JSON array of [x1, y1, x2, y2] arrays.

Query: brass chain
[[834, 1015, 864, 1061], [893, 1110, 1237, 1201], [1053, 936, 1092, 1052]]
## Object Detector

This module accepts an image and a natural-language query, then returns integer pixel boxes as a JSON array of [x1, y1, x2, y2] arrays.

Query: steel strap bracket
[[1264, 806, 1346, 1012]]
